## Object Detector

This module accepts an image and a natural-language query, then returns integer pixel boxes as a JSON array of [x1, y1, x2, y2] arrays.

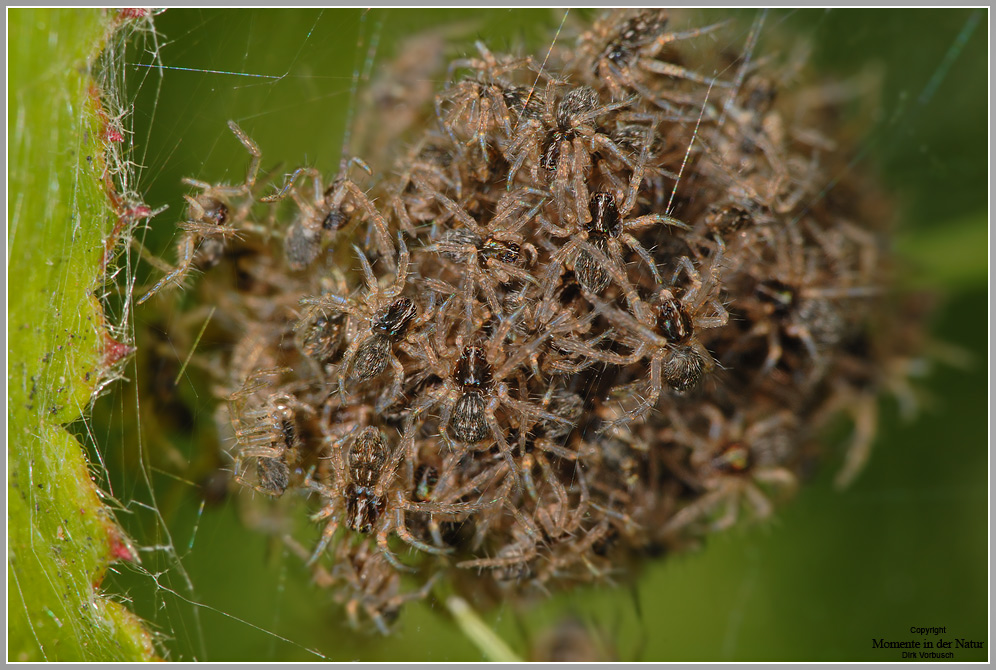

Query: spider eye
[[345, 484, 384, 534]]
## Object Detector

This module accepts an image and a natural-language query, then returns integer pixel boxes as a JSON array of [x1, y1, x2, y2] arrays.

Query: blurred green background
[[89, 9, 986, 661]]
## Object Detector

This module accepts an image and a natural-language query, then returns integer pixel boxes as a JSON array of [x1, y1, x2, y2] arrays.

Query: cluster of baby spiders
[[140, 9, 912, 633]]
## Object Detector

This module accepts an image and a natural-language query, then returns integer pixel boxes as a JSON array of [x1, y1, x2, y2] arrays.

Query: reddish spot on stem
[[102, 333, 134, 368], [106, 525, 140, 564], [111, 538, 138, 562], [119, 8, 150, 19], [122, 204, 152, 220], [101, 202, 151, 271]]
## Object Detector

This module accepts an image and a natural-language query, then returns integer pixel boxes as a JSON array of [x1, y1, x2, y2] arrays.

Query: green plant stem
[[8, 8, 155, 661], [446, 596, 523, 662]]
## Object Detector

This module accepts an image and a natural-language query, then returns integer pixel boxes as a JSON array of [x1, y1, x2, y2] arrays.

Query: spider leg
[[307, 514, 340, 566], [571, 136, 592, 229], [136, 236, 197, 304], [375, 523, 416, 573], [392, 504, 453, 555], [385, 233, 410, 299], [227, 120, 262, 190], [601, 353, 663, 432], [343, 180, 395, 262], [353, 245, 380, 295], [638, 58, 732, 88], [485, 394, 522, 491], [261, 166, 320, 203], [618, 233, 664, 285], [374, 356, 406, 413]]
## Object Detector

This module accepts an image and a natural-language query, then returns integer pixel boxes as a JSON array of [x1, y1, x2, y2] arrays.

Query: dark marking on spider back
[[503, 85, 545, 123], [536, 390, 584, 441], [705, 202, 754, 235], [557, 86, 600, 130], [372, 297, 418, 341], [662, 344, 708, 392], [345, 483, 386, 533], [541, 130, 564, 172], [351, 335, 392, 382], [456, 346, 493, 390], [322, 208, 347, 231], [257, 456, 290, 496], [479, 237, 521, 266], [299, 311, 346, 364], [441, 228, 483, 263], [657, 296, 694, 344], [602, 10, 669, 68], [452, 392, 489, 444], [575, 237, 612, 295], [348, 427, 388, 488], [587, 192, 621, 238]]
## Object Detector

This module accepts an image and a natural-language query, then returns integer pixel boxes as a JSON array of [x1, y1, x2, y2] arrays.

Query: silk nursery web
[[75, 8, 986, 662]]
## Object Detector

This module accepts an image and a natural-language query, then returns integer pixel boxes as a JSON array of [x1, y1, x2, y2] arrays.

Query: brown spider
[[263, 155, 395, 266], [565, 242, 729, 426], [285, 535, 436, 635], [228, 367, 311, 497], [420, 189, 542, 319], [458, 511, 544, 584], [436, 40, 534, 155], [305, 426, 429, 567], [726, 219, 877, 383], [541, 190, 687, 298], [347, 297, 421, 412], [505, 84, 636, 224], [403, 344, 574, 481], [291, 266, 354, 373], [301, 237, 426, 411], [333, 543, 438, 635], [137, 120, 262, 304], [388, 134, 463, 236], [581, 9, 732, 106], [522, 447, 590, 545], [532, 387, 585, 451], [406, 449, 513, 551], [295, 306, 348, 367], [661, 405, 798, 534], [305, 426, 493, 571]]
